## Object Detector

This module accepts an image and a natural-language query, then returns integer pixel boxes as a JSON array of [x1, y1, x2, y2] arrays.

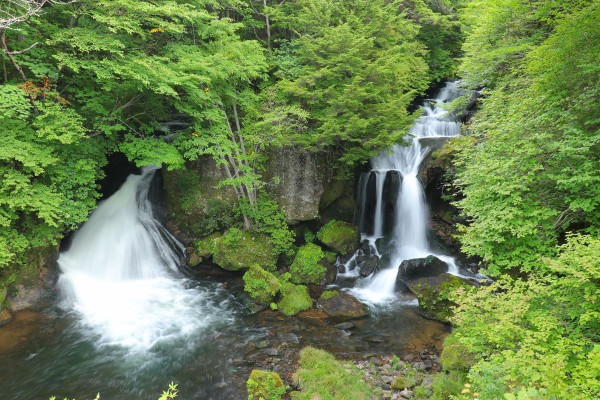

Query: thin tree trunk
[[1, 31, 27, 80], [263, 0, 271, 51]]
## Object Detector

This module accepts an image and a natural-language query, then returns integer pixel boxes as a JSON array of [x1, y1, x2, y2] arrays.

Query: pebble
[[399, 389, 414, 398]]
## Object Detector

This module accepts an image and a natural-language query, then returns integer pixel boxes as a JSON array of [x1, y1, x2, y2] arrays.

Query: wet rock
[[0, 308, 14, 326], [360, 240, 372, 254], [186, 247, 202, 267], [254, 340, 271, 349], [358, 255, 379, 277], [398, 255, 448, 281], [277, 333, 300, 344], [317, 291, 368, 321], [263, 348, 279, 357], [297, 309, 329, 321], [322, 259, 337, 285], [334, 322, 355, 330], [378, 253, 394, 271], [364, 336, 385, 344]]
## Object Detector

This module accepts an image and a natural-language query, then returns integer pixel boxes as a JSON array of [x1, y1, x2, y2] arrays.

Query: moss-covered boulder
[[277, 283, 313, 316], [289, 243, 327, 285], [317, 290, 368, 320], [316, 220, 359, 254], [440, 334, 477, 371], [209, 228, 276, 272], [196, 232, 223, 258], [246, 369, 286, 400], [243, 265, 281, 304], [406, 273, 474, 323]]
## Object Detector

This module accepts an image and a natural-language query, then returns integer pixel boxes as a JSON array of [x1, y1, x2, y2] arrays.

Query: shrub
[[291, 347, 377, 399]]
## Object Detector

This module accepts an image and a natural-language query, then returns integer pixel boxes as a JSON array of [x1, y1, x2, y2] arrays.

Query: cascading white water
[[58, 166, 225, 351], [372, 171, 387, 238], [347, 82, 462, 304]]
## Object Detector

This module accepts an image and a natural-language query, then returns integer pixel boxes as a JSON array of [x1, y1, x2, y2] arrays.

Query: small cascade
[[343, 82, 462, 304], [58, 166, 227, 351]]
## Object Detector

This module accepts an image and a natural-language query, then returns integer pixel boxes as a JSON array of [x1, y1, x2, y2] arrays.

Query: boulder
[[318, 290, 368, 321], [378, 253, 394, 270], [243, 265, 281, 304], [398, 256, 448, 281], [358, 255, 379, 277], [277, 283, 313, 316], [265, 146, 335, 224], [316, 220, 360, 254], [405, 273, 473, 323], [212, 229, 276, 272], [289, 243, 327, 285]]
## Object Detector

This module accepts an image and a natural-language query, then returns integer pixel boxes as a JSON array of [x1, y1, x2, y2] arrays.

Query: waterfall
[[347, 82, 462, 304], [58, 166, 224, 351]]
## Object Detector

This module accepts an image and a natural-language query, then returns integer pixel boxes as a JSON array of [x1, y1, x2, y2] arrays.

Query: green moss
[[316, 220, 359, 254], [440, 334, 477, 372], [324, 251, 337, 264], [291, 347, 378, 399], [289, 243, 326, 285], [196, 232, 223, 258], [391, 365, 423, 390], [247, 369, 286, 400], [243, 265, 281, 304], [430, 370, 467, 400], [212, 228, 276, 272], [319, 290, 338, 300], [408, 274, 472, 323], [277, 283, 313, 316]]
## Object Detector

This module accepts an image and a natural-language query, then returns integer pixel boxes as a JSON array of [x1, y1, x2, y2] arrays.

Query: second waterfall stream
[[342, 82, 462, 305], [57, 166, 230, 351]]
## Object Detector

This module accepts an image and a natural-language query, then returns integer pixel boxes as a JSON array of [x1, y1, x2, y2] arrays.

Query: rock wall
[[163, 148, 356, 241], [265, 147, 353, 225]]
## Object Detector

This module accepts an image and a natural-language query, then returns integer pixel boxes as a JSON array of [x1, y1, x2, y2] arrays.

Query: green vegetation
[[243, 265, 281, 304], [288, 243, 326, 285], [246, 370, 286, 400], [316, 220, 359, 254], [443, 235, 600, 399], [212, 228, 276, 272], [454, 0, 600, 274], [291, 347, 377, 399], [276, 282, 313, 317]]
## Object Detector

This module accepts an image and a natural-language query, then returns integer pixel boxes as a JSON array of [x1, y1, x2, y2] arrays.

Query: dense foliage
[[429, 1, 600, 398], [454, 0, 599, 274]]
